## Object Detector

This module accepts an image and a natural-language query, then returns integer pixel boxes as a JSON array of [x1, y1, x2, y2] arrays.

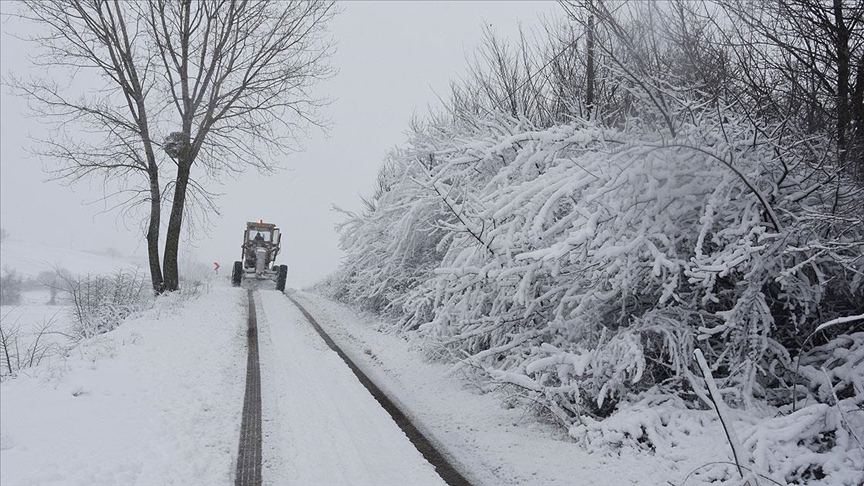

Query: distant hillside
[[0, 240, 143, 278]]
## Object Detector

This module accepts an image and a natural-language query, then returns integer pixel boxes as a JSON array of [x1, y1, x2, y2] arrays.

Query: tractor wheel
[[232, 261, 243, 287], [276, 264, 288, 292]]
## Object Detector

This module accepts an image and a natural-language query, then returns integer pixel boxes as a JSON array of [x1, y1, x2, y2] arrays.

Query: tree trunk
[[147, 174, 164, 295], [162, 161, 191, 292], [852, 55, 864, 181], [833, 0, 851, 167]]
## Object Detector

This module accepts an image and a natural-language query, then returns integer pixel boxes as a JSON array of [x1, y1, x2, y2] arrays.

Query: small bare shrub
[[0, 311, 59, 379], [177, 257, 213, 297], [59, 269, 150, 340]]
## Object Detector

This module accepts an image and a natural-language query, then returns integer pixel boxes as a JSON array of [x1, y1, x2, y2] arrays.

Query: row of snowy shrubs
[[323, 102, 863, 482], [334, 107, 863, 413], [0, 267, 151, 338]]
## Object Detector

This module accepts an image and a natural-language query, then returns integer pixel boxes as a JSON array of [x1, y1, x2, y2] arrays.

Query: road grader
[[232, 220, 288, 291]]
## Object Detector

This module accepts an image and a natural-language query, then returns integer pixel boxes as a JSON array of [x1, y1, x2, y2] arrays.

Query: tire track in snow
[[236, 289, 262, 486], [284, 293, 472, 486]]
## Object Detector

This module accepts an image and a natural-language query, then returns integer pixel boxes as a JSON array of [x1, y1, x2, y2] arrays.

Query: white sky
[[1, 1, 561, 288]]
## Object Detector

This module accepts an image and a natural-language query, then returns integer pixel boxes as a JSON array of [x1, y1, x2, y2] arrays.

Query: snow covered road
[[254, 290, 447, 486]]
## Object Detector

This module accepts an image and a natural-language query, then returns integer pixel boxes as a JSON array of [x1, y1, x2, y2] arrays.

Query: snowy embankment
[[1, 285, 247, 485], [1, 241, 148, 379]]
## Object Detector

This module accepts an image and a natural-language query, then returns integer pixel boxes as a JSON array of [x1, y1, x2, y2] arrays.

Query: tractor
[[232, 220, 288, 291]]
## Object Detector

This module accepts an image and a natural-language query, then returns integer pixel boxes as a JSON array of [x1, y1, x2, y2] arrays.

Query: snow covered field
[[1, 241, 146, 379], [1, 285, 248, 485], [1, 240, 142, 279]]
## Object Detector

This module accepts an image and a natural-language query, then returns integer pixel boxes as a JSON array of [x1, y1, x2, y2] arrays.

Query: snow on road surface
[[255, 289, 446, 486]]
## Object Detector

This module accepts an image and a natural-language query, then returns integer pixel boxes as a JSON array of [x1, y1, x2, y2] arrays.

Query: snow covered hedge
[[334, 101, 863, 423]]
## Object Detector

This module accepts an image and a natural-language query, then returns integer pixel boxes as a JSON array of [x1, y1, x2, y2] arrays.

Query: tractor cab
[[246, 223, 278, 246]]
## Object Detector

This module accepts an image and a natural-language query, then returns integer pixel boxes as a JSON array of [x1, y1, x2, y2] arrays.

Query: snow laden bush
[[335, 122, 467, 316], [61, 269, 151, 340], [336, 107, 863, 423]]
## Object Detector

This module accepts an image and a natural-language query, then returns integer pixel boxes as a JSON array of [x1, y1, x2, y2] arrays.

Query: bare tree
[[8, 0, 166, 293], [146, 0, 335, 291], [715, 0, 864, 180], [560, 1, 596, 119], [447, 21, 591, 127], [9, 0, 335, 292]]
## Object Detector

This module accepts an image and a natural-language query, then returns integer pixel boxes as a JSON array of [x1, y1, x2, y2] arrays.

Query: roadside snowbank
[[0, 285, 247, 485]]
